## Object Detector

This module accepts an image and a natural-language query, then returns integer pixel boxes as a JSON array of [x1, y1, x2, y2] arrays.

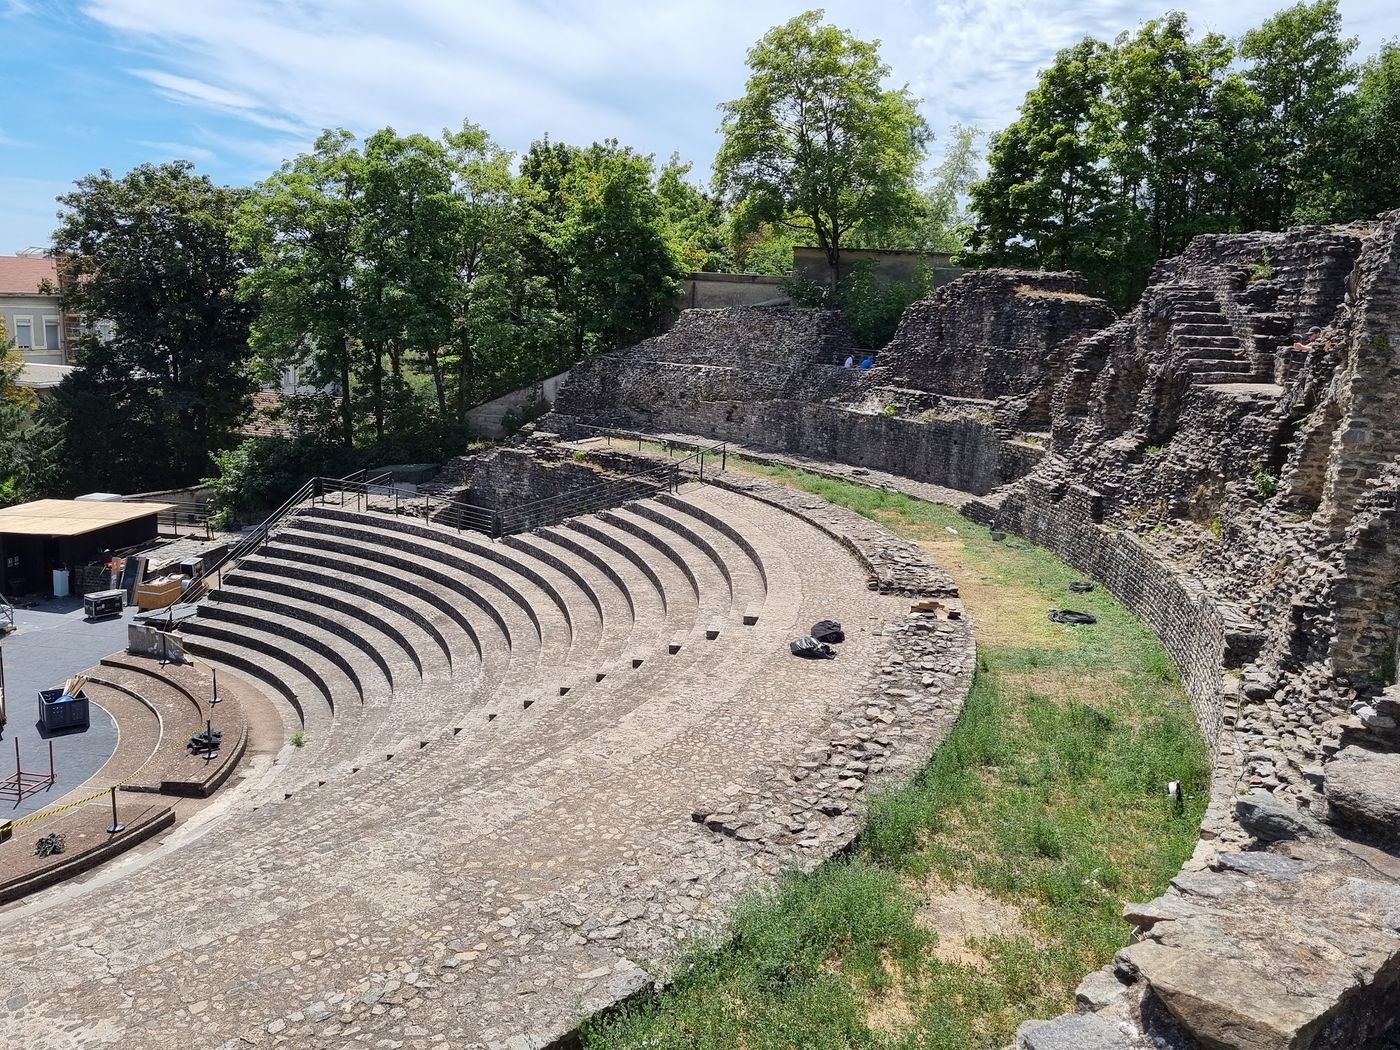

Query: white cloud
[[131, 69, 261, 112], [81, 0, 1397, 181], [135, 139, 217, 163], [0, 0, 1389, 252]]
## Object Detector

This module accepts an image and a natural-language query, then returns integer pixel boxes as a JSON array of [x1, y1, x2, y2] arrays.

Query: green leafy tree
[[517, 138, 582, 376], [561, 141, 684, 355], [656, 154, 733, 273], [1240, 0, 1358, 224], [964, 40, 1117, 285], [1338, 42, 1400, 218], [442, 121, 518, 415], [50, 162, 254, 490], [715, 10, 931, 287], [236, 129, 363, 446], [736, 223, 801, 275], [1100, 14, 1235, 266], [918, 123, 983, 252], [359, 128, 465, 434], [0, 323, 38, 506]]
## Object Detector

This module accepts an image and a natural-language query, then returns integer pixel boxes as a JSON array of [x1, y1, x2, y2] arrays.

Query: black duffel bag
[[790, 636, 837, 659], [1048, 608, 1097, 625], [810, 620, 845, 644]]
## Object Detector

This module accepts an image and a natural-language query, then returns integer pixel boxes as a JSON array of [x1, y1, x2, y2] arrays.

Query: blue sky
[[2, 0, 1396, 252]]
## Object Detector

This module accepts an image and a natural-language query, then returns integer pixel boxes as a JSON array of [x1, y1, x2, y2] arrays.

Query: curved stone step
[[557, 520, 672, 616], [505, 531, 639, 661], [658, 489, 769, 593], [208, 587, 400, 695], [310, 508, 597, 659], [181, 617, 347, 716], [177, 637, 321, 742], [596, 508, 703, 604], [624, 499, 736, 603], [229, 561, 443, 680], [271, 531, 510, 665], [627, 495, 769, 616], [287, 519, 555, 654], [250, 547, 478, 670], [603, 505, 732, 620]]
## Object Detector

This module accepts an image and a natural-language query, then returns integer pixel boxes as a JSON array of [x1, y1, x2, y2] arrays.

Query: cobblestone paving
[[0, 485, 973, 1049]]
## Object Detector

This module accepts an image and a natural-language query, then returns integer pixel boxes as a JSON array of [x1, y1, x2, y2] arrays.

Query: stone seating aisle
[[175, 482, 767, 799], [209, 482, 791, 846]]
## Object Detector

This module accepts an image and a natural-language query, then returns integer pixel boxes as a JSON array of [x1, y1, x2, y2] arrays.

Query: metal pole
[[48, 741, 54, 788], [210, 667, 222, 705], [107, 786, 125, 834]]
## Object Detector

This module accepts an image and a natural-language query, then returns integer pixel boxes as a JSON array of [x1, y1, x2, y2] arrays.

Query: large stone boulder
[[1235, 790, 1322, 842], [1324, 746, 1400, 840]]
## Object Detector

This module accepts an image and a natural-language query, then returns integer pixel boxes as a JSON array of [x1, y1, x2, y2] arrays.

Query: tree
[[0, 323, 38, 506], [1240, 0, 1358, 224], [918, 123, 983, 252], [237, 130, 363, 447], [358, 128, 464, 435], [656, 155, 733, 273], [51, 162, 254, 490], [963, 39, 1117, 285], [1100, 14, 1235, 265], [1338, 42, 1400, 218], [442, 122, 518, 416], [715, 10, 930, 287], [561, 141, 684, 355]]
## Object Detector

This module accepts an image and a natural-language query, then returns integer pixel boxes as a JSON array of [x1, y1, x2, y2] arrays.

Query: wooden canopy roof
[[0, 499, 171, 537]]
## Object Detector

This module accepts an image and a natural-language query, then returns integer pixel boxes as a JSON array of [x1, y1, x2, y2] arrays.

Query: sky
[[1, 0, 1396, 252]]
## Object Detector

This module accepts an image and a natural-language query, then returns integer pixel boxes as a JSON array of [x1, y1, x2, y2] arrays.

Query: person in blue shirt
[[859, 355, 874, 370]]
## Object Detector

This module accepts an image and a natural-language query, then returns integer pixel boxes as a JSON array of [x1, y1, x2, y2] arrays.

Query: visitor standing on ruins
[[844, 354, 854, 368], [1293, 326, 1323, 351]]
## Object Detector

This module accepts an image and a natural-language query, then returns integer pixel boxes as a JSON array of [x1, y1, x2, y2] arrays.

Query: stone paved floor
[[565, 428, 978, 508], [0, 486, 972, 1050], [1, 597, 130, 819]]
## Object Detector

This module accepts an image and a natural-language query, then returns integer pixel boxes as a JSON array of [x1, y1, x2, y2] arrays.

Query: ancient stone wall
[[874, 270, 1116, 428]]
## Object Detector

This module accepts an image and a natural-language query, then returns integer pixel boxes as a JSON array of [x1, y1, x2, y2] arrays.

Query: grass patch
[[581, 458, 1209, 1050]]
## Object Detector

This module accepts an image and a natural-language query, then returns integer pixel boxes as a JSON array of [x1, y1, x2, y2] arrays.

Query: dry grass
[[914, 877, 1035, 968], [1014, 284, 1097, 302], [863, 952, 918, 1036]]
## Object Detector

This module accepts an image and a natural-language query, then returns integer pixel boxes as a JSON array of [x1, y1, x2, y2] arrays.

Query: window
[[13, 316, 32, 348], [43, 316, 60, 350]]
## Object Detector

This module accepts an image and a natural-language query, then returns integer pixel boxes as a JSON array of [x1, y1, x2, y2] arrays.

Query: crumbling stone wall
[[874, 270, 1115, 428], [554, 304, 1034, 494]]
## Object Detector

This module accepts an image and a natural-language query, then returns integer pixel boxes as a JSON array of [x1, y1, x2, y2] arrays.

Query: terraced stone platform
[[0, 481, 973, 1049]]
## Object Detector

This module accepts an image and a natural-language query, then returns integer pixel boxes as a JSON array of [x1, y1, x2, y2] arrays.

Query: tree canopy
[[45, 162, 255, 492], [715, 10, 931, 285], [962, 0, 1387, 305], [19, 1, 1400, 510]]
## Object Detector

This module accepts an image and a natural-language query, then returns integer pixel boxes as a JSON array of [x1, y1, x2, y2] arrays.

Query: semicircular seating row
[[178, 483, 775, 798]]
